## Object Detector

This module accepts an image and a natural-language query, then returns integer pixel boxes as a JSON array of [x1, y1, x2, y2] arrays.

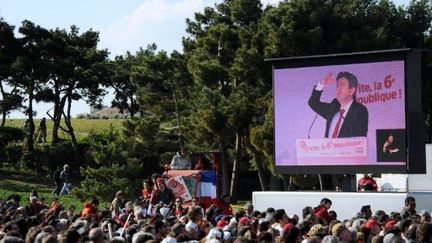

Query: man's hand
[[320, 73, 333, 85]]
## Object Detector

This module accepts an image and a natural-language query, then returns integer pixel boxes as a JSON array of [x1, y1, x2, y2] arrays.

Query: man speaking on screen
[[308, 71, 368, 138]]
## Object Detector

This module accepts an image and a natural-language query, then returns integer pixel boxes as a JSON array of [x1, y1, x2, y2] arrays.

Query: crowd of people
[[1, 169, 432, 243]]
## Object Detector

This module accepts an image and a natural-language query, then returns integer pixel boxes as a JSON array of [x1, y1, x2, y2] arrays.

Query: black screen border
[[269, 49, 425, 174]]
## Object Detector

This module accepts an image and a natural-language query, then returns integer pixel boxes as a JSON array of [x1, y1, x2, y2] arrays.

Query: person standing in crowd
[[401, 196, 417, 219], [314, 198, 332, 225], [52, 166, 63, 195], [60, 164, 71, 195], [170, 147, 192, 170], [360, 205, 372, 220], [244, 202, 254, 218], [142, 179, 154, 202], [110, 191, 123, 217], [219, 194, 233, 216]]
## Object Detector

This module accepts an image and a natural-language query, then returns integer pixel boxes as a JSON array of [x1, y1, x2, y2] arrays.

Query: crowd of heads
[[1, 176, 432, 243]]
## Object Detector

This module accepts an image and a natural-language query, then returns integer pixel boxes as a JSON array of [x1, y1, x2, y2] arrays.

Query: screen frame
[[269, 49, 425, 174]]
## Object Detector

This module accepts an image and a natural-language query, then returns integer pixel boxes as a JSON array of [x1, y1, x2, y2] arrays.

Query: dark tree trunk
[[172, 88, 183, 147], [245, 132, 269, 191], [27, 84, 35, 153], [219, 141, 230, 197], [229, 131, 241, 203], [63, 93, 80, 164]]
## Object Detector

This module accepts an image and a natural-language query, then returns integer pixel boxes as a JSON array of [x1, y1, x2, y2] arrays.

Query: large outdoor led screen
[[272, 50, 424, 174]]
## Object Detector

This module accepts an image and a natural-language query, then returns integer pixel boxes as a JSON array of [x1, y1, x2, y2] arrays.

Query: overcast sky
[[0, 0, 410, 118]]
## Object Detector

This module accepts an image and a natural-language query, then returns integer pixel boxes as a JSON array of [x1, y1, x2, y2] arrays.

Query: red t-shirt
[[219, 202, 233, 216], [80, 203, 97, 217], [142, 188, 153, 199]]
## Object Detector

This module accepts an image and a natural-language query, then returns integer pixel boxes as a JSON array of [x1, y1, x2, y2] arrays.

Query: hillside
[[4, 118, 126, 142]]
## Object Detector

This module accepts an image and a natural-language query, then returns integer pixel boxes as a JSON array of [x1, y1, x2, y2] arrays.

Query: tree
[[38, 26, 110, 151], [184, 0, 266, 199], [110, 53, 139, 118], [13, 20, 52, 154], [0, 19, 24, 126]]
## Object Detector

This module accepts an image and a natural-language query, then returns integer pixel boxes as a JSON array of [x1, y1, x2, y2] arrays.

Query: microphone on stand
[[307, 114, 318, 139]]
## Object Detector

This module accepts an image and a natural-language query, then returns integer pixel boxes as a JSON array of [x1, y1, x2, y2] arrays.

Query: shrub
[[74, 164, 138, 201], [0, 126, 25, 144]]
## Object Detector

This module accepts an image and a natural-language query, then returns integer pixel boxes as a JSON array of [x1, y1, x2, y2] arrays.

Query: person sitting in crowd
[[151, 178, 175, 207], [174, 197, 185, 219], [1, 179, 430, 243], [80, 198, 99, 218]]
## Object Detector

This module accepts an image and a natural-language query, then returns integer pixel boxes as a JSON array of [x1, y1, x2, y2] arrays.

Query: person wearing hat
[[331, 222, 352, 243], [170, 147, 191, 170], [151, 178, 175, 207], [364, 218, 381, 240], [307, 224, 327, 239]]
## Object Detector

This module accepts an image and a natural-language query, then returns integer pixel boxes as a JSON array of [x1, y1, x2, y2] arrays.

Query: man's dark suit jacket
[[308, 88, 368, 138]]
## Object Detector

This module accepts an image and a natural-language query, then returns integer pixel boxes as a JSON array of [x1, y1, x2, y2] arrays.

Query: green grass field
[[1, 119, 125, 209], [1, 119, 249, 211], [0, 166, 244, 212], [5, 118, 126, 142], [0, 167, 86, 210]]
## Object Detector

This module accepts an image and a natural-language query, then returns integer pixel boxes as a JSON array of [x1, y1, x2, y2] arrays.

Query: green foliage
[[1, 0, 432, 196], [0, 126, 25, 143], [0, 166, 84, 211], [74, 164, 136, 201], [46, 142, 77, 171], [75, 124, 162, 201], [1, 144, 23, 167]]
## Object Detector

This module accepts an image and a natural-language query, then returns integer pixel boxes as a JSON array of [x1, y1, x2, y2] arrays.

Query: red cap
[[217, 220, 229, 228], [156, 178, 165, 184], [239, 217, 250, 225], [365, 219, 380, 229], [283, 223, 294, 232]]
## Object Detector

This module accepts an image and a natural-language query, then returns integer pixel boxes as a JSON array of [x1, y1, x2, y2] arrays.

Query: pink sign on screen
[[274, 60, 406, 166]]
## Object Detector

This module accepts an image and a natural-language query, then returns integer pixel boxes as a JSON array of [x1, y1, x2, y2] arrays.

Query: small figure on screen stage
[[383, 134, 399, 154], [308, 72, 369, 138]]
